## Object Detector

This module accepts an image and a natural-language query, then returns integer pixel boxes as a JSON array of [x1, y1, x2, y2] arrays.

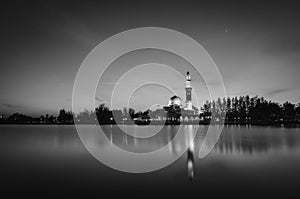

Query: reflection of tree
[[215, 127, 300, 155]]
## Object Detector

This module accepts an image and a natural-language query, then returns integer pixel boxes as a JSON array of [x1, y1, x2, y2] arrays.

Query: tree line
[[0, 109, 74, 124], [0, 95, 300, 125], [201, 95, 300, 125], [0, 104, 147, 124]]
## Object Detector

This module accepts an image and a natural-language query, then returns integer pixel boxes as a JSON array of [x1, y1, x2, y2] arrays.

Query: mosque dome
[[168, 95, 182, 106]]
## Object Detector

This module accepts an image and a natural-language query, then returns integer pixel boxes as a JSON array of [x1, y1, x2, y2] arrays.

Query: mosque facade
[[163, 71, 199, 123]]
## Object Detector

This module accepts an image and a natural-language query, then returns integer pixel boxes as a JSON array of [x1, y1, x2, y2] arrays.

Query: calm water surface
[[1, 125, 300, 197]]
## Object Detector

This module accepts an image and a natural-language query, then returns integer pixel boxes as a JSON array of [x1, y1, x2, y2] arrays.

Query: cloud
[[266, 88, 292, 97], [263, 88, 300, 104], [1, 103, 22, 109], [95, 97, 104, 102], [263, 87, 297, 98]]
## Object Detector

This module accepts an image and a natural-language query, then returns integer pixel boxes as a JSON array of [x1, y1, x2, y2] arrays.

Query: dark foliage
[[200, 95, 300, 125]]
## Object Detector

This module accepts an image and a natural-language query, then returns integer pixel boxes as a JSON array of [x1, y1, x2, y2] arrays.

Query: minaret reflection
[[104, 125, 199, 154], [186, 125, 195, 181], [104, 124, 197, 180], [187, 148, 194, 181]]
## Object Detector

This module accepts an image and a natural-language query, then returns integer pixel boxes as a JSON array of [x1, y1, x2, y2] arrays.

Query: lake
[[1, 125, 300, 197]]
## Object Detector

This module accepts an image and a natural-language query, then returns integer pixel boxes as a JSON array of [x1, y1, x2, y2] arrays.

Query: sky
[[1, 0, 300, 116]]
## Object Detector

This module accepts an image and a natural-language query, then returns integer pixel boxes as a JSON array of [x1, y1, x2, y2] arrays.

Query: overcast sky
[[1, 1, 300, 115]]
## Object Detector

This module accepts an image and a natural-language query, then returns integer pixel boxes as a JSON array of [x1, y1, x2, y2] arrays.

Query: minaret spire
[[185, 71, 192, 110]]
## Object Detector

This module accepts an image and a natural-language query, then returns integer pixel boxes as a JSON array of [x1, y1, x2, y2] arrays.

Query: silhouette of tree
[[296, 103, 300, 115], [199, 95, 299, 125], [7, 112, 32, 124], [112, 109, 123, 122], [96, 104, 113, 123], [57, 109, 73, 124], [129, 108, 135, 119], [283, 101, 296, 123], [122, 107, 128, 117], [1, 95, 300, 126]]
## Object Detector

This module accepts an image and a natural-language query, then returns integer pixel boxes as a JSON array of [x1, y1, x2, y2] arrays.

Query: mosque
[[163, 71, 199, 123]]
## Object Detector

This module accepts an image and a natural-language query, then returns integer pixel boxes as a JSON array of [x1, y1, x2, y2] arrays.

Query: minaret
[[185, 71, 192, 110]]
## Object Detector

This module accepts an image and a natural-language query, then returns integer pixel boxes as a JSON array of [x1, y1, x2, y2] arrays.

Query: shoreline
[[0, 122, 299, 128]]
